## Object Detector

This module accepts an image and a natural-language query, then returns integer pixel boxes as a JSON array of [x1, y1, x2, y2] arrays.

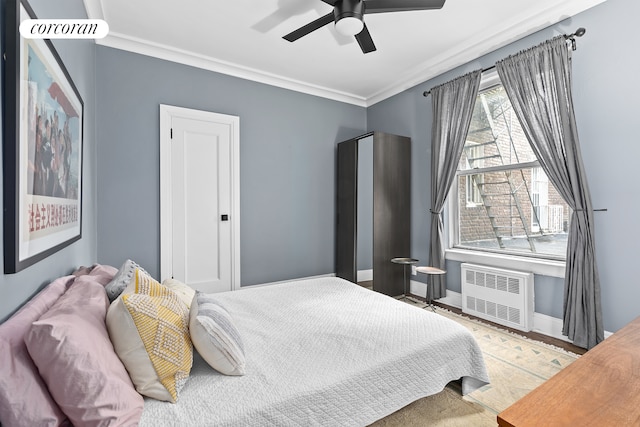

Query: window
[[465, 142, 484, 206], [450, 71, 571, 260]]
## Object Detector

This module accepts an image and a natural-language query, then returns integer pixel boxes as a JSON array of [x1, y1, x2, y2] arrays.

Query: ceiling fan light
[[335, 16, 364, 36]]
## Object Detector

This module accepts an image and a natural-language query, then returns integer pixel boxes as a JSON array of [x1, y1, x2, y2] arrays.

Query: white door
[[160, 105, 240, 293]]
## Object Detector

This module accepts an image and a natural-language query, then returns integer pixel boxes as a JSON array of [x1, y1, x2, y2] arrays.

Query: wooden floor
[[358, 281, 586, 355]]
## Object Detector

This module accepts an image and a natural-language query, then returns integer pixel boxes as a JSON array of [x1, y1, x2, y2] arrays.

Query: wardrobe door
[[373, 133, 411, 297], [336, 139, 358, 283], [336, 132, 411, 296]]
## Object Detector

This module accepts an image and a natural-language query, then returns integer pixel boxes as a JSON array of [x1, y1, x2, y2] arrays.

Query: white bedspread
[[140, 277, 489, 426]]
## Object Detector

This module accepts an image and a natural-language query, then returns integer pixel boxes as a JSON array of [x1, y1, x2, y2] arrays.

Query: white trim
[[357, 269, 373, 282], [532, 312, 571, 342], [87, 1, 604, 107], [366, 0, 606, 106], [159, 104, 241, 291], [159, 106, 172, 281], [532, 311, 613, 341], [479, 68, 501, 91], [421, 288, 613, 342], [457, 160, 541, 177], [241, 273, 337, 289], [438, 289, 463, 308], [409, 279, 462, 307], [97, 32, 368, 107], [82, 0, 104, 20], [409, 279, 427, 301], [445, 248, 565, 278]]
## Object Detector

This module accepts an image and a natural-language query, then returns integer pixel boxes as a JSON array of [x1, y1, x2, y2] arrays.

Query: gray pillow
[[189, 292, 245, 375], [105, 259, 148, 302]]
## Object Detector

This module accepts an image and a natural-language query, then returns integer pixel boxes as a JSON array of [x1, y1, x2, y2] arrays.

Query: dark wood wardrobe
[[336, 131, 411, 297]]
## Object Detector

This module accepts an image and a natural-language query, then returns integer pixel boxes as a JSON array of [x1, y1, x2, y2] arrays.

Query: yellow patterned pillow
[[106, 269, 192, 403]]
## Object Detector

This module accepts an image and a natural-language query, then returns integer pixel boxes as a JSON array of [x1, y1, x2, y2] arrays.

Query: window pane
[[457, 167, 571, 258], [459, 85, 537, 171], [452, 78, 571, 260]]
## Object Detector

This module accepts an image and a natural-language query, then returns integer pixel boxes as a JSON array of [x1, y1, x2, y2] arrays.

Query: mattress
[[140, 277, 489, 426]]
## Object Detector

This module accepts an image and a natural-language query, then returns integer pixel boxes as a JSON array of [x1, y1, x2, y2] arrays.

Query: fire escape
[[463, 92, 544, 253]]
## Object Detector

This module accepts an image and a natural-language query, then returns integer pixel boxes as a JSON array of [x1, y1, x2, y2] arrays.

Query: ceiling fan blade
[[283, 12, 335, 42], [320, 0, 337, 5], [364, 0, 445, 14], [355, 24, 376, 54]]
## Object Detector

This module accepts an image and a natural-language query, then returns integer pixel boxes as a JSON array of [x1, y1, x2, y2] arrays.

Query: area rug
[[369, 300, 580, 426]]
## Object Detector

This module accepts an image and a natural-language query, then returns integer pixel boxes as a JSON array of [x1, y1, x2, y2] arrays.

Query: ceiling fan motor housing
[[334, 0, 364, 23], [283, 0, 447, 53]]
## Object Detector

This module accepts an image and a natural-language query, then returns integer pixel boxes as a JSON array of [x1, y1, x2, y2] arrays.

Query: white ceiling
[[84, 0, 604, 107]]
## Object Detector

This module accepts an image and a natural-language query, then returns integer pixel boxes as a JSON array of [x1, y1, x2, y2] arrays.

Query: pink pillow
[[73, 263, 118, 285], [25, 279, 144, 426], [0, 276, 75, 427], [73, 264, 96, 276]]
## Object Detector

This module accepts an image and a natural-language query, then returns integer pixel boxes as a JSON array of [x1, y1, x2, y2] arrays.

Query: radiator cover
[[461, 263, 534, 332]]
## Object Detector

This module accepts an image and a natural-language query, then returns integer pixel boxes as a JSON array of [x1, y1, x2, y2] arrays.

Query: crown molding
[[87, 0, 604, 107], [82, 0, 104, 20], [365, 0, 607, 106], [96, 32, 368, 107]]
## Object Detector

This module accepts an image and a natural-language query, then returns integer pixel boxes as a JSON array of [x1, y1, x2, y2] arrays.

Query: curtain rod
[[422, 27, 586, 98]]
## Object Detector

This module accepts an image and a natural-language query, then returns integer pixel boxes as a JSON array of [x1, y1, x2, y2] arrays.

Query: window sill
[[445, 248, 565, 278]]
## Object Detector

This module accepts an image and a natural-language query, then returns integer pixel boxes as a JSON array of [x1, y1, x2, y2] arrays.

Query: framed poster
[[3, 0, 84, 273]]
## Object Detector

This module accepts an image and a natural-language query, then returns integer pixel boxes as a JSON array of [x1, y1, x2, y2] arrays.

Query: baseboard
[[531, 311, 573, 342], [531, 311, 613, 341], [409, 279, 461, 307], [254, 271, 373, 286], [409, 282, 612, 342], [357, 269, 373, 282], [243, 273, 336, 289]]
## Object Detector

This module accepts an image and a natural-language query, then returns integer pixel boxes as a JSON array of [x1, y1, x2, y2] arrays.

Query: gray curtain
[[428, 70, 482, 299], [496, 36, 603, 349]]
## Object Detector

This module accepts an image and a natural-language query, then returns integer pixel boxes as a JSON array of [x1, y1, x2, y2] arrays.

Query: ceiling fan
[[283, 0, 446, 54]]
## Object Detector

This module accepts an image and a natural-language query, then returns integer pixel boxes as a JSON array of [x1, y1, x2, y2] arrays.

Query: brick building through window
[[451, 75, 570, 259]]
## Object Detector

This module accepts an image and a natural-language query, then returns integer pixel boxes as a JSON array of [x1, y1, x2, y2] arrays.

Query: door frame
[[159, 104, 240, 290]]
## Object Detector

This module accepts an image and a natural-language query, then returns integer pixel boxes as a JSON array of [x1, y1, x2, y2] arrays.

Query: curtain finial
[[564, 27, 586, 51]]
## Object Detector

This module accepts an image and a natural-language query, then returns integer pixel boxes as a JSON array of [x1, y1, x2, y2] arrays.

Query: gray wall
[[3, 0, 637, 335], [367, 0, 640, 332], [0, 0, 98, 321], [95, 47, 366, 285]]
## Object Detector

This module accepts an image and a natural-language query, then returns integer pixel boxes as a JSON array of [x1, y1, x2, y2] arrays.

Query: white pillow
[[162, 278, 196, 309], [189, 292, 246, 375]]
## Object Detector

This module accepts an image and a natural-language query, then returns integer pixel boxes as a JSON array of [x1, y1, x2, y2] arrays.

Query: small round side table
[[416, 266, 446, 311], [391, 257, 419, 300]]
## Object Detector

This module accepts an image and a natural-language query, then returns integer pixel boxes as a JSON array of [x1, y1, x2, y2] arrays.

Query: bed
[[140, 277, 489, 426], [0, 265, 489, 427]]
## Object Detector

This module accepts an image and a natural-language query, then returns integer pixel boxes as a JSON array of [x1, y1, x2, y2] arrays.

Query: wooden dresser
[[497, 316, 640, 427]]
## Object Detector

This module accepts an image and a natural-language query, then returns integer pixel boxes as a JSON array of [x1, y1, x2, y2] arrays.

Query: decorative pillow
[[189, 291, 246, 375], [105, 259, 148, 302], [162, 278, 196, 309], [0, 275, 74, 427], [107, 269, 192, 402], [25, 279, 144, 426]]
